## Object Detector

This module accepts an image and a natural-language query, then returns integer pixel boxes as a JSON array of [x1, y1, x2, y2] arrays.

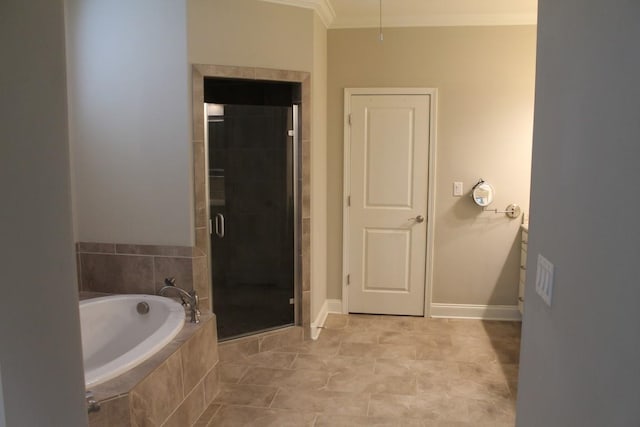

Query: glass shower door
[[207, 104, 296, 340]]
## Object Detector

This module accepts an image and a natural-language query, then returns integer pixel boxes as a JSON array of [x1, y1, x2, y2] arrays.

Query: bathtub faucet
[[159, 277, 200, 324]]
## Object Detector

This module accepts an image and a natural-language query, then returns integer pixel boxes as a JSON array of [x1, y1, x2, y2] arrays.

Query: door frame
[[192, 64, 312, 339], [342, 87, 438, 316]]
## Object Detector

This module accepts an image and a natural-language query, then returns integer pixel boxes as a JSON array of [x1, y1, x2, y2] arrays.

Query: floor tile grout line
[[211, 403, 223, 418], [213, 402, 285, 411], [267, 387, 281, 408], [288, 352, 300, 370], [234, 364, 252, 384], [204, 403, 223, 427]]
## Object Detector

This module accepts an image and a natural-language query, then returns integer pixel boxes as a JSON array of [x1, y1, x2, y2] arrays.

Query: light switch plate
[[453, 181, 463, 196], [535, 254, 554, 306]]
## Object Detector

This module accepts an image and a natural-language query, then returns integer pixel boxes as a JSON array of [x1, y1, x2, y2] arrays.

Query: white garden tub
[[80, 294, 185, 388]]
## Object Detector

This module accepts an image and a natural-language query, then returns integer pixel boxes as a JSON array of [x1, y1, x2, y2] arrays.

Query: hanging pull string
[[379, 0, 384, 41]]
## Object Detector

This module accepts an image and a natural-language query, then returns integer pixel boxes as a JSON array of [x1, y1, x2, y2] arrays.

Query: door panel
[[348, 94, 430, 316], [208, 104, 296, 340], [365, 108, 415, 208], [364, 228, 411, 291]]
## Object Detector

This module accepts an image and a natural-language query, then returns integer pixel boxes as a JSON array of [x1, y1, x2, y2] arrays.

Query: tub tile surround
[[88, 324, 303, 425], [192, 64, 312, 339], [88, 312, 219, 427], [76, 242, 211, 311], [130, 351, 184, 425], [182, 316, 219, 392], [87, 395, 130, 427]]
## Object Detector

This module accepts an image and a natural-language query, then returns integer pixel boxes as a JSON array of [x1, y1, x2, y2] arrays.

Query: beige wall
[[0, 0, 87, 424], [311, 14, 328, 320], [328, 26, 536, 306], [188, 0, 314, 72], [66, 0, 193, 246], [517, 0, 640, 424], [188, 0, 329, 321]]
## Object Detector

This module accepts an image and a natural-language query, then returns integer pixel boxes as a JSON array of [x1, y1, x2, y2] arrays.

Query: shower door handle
[[214, 213, 225, 238]]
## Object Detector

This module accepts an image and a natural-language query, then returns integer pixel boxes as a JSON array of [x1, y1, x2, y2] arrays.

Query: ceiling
[[261, 0, 537, 28]]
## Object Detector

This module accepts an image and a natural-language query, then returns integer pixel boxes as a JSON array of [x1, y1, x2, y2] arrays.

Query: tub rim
[[80, 294, 185, 388]]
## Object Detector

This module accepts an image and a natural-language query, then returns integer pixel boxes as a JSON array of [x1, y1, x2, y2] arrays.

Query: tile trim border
[[191, 64, 311, 339], [76, 241, 210, 311]]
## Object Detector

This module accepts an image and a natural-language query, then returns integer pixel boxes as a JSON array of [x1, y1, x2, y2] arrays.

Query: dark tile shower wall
[[213, 106, 292, 287], [210, 105, 295, 339], [192, 65, 311, 340]]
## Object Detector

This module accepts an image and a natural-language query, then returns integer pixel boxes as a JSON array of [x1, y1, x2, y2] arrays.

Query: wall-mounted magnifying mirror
[[472, 180, 495, 207]]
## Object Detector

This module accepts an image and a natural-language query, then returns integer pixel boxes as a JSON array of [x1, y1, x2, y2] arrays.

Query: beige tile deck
[[197, 314, 520, 426]]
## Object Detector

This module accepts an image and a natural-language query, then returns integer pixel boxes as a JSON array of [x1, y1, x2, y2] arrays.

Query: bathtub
[[80, 294, 185, 388]]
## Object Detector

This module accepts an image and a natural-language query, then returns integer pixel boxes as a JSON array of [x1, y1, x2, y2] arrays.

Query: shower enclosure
[[205, 78, 301, 340]]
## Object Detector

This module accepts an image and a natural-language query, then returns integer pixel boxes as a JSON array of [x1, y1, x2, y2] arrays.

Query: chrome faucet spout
[[159, 277, 200, 324]]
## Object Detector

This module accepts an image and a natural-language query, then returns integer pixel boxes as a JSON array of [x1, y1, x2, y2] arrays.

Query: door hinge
[[347, 274, 351, 285], [348, 114, 351, 125], [287, 129, 294, 137], [208, 218, 213, 235], [347, 195, 351, 207]]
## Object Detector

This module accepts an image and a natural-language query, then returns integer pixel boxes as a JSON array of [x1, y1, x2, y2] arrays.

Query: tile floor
[[196, 314, 521, 426]]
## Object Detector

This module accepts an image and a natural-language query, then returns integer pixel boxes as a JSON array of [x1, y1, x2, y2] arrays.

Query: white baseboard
[[310, 301, 329, 340], [327, 299, 342, 314], [429, 303, 522, 321], [310, 299, 344, 340]]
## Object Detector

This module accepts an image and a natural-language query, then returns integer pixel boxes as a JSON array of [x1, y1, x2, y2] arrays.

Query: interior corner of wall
[[0, 363, 6, 427], [187, 166, 196, 247], [310, 298, 330, 340]]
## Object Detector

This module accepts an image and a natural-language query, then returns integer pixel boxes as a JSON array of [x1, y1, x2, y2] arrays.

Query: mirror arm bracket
[[483, 204, 521, 219], [471, 178, 485, 192]]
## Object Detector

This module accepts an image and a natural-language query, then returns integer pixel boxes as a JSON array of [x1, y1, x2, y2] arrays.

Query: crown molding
[[330, 13, 537, 29], [258, 1, 535, 28], [259, 0, 336, 27]]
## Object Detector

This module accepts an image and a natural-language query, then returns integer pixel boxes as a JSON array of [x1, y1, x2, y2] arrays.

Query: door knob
[[413, 215, 425, 223]]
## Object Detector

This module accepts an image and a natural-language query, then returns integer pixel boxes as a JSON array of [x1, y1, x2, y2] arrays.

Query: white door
[[346, 92, 431, 315]]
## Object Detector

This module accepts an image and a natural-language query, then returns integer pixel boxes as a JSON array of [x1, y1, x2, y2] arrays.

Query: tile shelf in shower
[[210, 168, 225, 178]]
